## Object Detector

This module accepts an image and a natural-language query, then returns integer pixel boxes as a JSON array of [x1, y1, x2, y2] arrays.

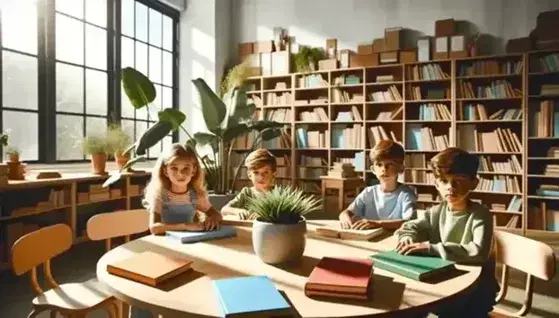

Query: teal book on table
[[369, 250, 455, 282], [213, 276, 292, 317], [166, 226, 237, 243]]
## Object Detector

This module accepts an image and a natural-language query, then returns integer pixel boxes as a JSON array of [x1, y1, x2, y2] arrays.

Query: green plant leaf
[[192, 78, 226, 132], [122, 67, 156, 109], [122, 155, 147, 171], [193, 132, 218, 146], [260, 128, 283, 141], [222, 124, 249, 142], [135, 121, 172, 155], [103, 172, 122, 188], [185, 138, 197, 151], [158, 108, 186, 131], [248, 120, 285, 132]]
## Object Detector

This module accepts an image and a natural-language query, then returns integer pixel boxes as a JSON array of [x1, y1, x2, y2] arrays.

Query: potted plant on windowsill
[[6, 147, 19, 163], [106, 124, 132, 170], [81, 135, 109, 175], [247, 186, 322, 264]]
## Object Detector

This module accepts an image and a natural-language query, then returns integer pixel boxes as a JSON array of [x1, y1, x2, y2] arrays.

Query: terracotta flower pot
[[114, 152, 130, 170], [91, 153, 107, 175], [8, 153, 19, 163]]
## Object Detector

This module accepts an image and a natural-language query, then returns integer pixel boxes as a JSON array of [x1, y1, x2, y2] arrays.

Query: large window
[[0, 0, 179, 163]]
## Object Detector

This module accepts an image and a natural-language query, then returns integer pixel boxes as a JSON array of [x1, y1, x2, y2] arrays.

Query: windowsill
[[23, 160, 157, 174]]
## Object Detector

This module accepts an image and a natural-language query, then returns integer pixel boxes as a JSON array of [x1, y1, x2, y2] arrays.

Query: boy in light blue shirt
[[339, 140, 417, 230]]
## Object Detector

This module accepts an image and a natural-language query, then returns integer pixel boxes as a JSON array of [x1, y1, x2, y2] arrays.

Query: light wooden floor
[[0, 239, 557, 318]]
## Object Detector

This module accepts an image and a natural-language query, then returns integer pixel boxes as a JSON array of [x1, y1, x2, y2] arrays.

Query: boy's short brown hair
[[429, 147, 479, 179], [369, 140, 405, 164], [245, 149, 277, 171]]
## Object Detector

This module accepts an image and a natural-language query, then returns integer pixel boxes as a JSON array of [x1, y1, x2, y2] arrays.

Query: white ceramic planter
[[252, 218, 307, 264]]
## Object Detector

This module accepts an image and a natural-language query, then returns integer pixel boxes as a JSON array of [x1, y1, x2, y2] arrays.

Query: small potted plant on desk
[[5, 146, 19, 163], [81, 135, 109, 175], [247, 186, 322, 264]]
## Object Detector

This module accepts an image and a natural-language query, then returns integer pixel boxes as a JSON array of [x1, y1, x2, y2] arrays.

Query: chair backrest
[[86, 209, 149, 241], [494, 230, 556, 281], [11, 224, 72, 276]]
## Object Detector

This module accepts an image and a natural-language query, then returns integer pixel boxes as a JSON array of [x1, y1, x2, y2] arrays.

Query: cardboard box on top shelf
[[449, 35, 468, 58], [433, 36, 449, 60], [506, 37, 533, 53], [358, 43, 374, 55], [373, 38, 388, 53], [385, 27, 403, 51], [379, 51, 398, 64], [255, 40, 274, 53], [350, 53, 379, 67], [417, 36, 431, 62], [435, 18, 455, 37], [319, 59, 338, 70], [400, 50, 417, 64]]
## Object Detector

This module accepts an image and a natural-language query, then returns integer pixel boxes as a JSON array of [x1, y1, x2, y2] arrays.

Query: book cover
[[369, 250, 455, 282], [315, 225, 384, 241], [106, 251, 193, 287], [213, 276, 291, 317], [305, 257, 373, 295], [166, 225, 237, 244]]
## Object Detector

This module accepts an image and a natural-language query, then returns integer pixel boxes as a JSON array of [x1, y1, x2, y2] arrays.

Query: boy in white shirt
[[339, 140, 417, 230]]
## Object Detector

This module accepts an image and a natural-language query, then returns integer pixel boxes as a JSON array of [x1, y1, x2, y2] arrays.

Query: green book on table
[[369, 250, 455, 282]]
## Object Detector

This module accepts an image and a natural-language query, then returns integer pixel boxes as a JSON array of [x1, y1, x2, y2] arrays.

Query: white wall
[[231, 0, 559, 56]]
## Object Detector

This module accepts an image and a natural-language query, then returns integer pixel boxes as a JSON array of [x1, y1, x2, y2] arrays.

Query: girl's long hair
[[144, 143, 207, 209]]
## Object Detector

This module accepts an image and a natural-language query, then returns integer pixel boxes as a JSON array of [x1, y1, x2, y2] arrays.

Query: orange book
[[107, 251, 193, 287], [305, 257, 373, 299]]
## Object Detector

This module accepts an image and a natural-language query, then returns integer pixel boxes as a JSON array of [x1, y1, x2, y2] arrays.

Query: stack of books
[[327, 162, 356, 179], [369, 250, 455, 282], [544, 164, 559, 176], [305, 257, 374, 300]]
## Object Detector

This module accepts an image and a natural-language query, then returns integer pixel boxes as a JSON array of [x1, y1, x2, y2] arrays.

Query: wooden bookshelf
[[233, 50, 559, 235]]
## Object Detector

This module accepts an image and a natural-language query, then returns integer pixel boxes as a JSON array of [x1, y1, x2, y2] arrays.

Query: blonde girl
[[144, 143, 221, 235]]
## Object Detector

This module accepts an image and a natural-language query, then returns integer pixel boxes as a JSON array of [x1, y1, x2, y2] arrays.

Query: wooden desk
[[97, 220, 482, 318], [320, 177, 365, 211]]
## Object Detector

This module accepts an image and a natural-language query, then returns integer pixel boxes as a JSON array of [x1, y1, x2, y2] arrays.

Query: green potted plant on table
[[103, 66, 284, 211], [247, 186, 322, 264], [5, 146, 19, 163], [81, 135, 109, 175], [106, 124, 132, 170]]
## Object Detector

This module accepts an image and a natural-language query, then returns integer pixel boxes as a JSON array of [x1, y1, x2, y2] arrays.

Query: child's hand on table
[[351, 219, 381, 230], [396, 237, 429, 255], [339, 210, 359, 229], [203, 210, 221, 231]]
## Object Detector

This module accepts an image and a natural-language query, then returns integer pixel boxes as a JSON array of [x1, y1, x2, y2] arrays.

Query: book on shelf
[[264, 108, 292, 122], [369, 85, 402, 102], [479, 155, 522, 173], [213, 276, 292, 317], [265, 92, 292, 106], [106, 251, 193, 287], [298, 74, 329, 88], [536, 184, 559, 197], [332, 124, 363, 149], [419, 103, 452, 120], [332, 89, 364, 103], [334, 153, 365, 172], [296, 128, 329, 149], [300, 155, 328, 166], [538, 53, 559, 73], [476, 175, 521, 193], [305, 257, 374, 300], [367, 126, 400, 148], [507, 195, 523, 212], [166, 226, 237, 244], [408, 64, 449, 80], [461, 104, 522, 121], [406, 126, 450, 151], [376, 74, 394, 82], [458, 60, 523, 76], [544, 164, 559, 176], [369, 250, 456, 282], [459, 80, 522, 99], [541, 84, 559, 96], [333, 75, 361, 85], [530, 101, 559, 137], [315, 224, 384, 241], [299, 108, 329, 121], [261, 130, 291, 149], [458, 126, 522, 153]]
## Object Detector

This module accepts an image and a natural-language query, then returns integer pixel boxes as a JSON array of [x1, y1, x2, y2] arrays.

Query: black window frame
[[0, 0, 180, 164]]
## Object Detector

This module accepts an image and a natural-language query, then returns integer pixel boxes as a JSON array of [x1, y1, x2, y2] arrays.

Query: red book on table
[[305, 257, 374, 299]]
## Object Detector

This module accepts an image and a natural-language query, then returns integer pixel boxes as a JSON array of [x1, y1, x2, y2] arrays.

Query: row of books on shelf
[[536, 185, 559, 197], [298, 74, 329, 88], [261, 130, 292, 149], [418, 103, 452, 120], [530, 101, 559, 137], [296, 128, 329, 149], [537, 53, 559, 73], [333, 75, 361, 86], [332, 89, 364, 103], [298, 167, 327, 179], [265, 108, 292, 122], [408, 87, 448, 101], [458, 60, 523, 76], [370, 85, 402, 102], [407, 126, 450, 151], [332, 125, 363, 149], [543, 164, 559, 176], [476, 176, 521, 193], [530, 203, 559, 232], [335, 106, 363, 121], [493, 195, 522, 212], [458, 80, 521, 99], [300, 108, 329, 122], [367, 126, 400, 148], [540, 84, 559, 96], [407, 64, 449, 81], [479, 155, 522, 173], [294, 97, 328, 106], [460, 104, 523, 121], [265, 92, 292, 106], [376, 107, 402, 120], [459, 126, 522, 153]]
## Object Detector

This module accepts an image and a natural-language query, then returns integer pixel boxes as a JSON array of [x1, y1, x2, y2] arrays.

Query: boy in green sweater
[[221, 149, 277, 220], [394, 147, 497, 318]]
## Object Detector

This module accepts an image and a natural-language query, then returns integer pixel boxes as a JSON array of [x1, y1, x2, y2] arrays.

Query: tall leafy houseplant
[[103, 67, 284, 193], [294, 46, 326, 73]]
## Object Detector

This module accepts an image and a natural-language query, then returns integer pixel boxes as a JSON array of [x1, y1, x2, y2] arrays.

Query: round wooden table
[[96, 220, 482, 318]]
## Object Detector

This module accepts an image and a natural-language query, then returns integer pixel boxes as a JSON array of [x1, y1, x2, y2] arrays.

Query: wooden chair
[[86, 209, 150, 318], [491, 230, 557, 317], [11, 223, 118, 318]]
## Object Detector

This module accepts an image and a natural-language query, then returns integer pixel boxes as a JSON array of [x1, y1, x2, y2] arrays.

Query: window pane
[[163, 135, 173, 153], [86, 117, 107, 138], [162, 16, 173, 51], [85, 24, 107, 70], [2, 111, 38, 161], [56, 14, 84, 65], [148, 122, 161, 159], [85, 0, 106, 27], [135, 2, 148, 42], [56, 63, 83, 113], [1, 1, 37, 54], [121, 0, 135, 37], [154, 85, 162, 110], [136, 104, 148, 121], [135, 121, 148, 144], [56, 0, 84, 19], [148, 9, 162, 47], [121, 119, 135, 141], [121, 37, 135, 69], [135, 41, 148, 77], [121, 85, 135, 119], [86, 70, 107, 116], [162, 51, 173, 86], [162, 87, 173, 109], [2, 52, 38, 110], [149, 46, 162, 84], [56, 114, 84, 160]]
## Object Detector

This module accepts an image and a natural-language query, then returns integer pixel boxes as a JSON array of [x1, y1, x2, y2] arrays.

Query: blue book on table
[[213, 276, 291, 317], [166, 225, 237, 243]]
